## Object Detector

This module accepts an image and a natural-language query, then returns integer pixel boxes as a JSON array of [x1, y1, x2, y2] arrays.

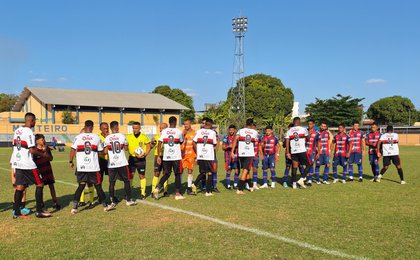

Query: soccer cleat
[[292, 183, 297, 189], [400, 180, 406, 185], [322, 181, 330, 185], [71, 208, 79, 215], [358, 178, 363, 182], [283, 182, 289, 188], [191, 184, 197, 195], [21, 207, 32, 215], [78, 202, 87, 207], [86, 202, 96, 210], [226, 185, 232, 190], [35, 211, 52, 218], [271, 182, 276, 188], [253, 183, 260, 190], [316, 181, 321, 185], [186, 187, 194, 195], [205, 192, 214, 197], [163, 192, 170, 197], [105, 203, 116, 212], [306, 182, 312, 187], [376, 174, 382, 182], [236, 190, 245, 195], [233, 185, 238, 190], [347, 178, 354, 182], [52, 203, 61, 210], [213, 187, 220, 193], [175, 194, 185, 200], [152, 188, 160, 200], [370, 177, 375, 182], [260, 183, 269, 189], [297, 178, 305, 188], [139, 194, 145, 201], [13, 214, 30, 219], [333, 179, 338, 184], [126, 200, 137, 206], [341, 179, 346, 184], [249, 187, 255, 192]]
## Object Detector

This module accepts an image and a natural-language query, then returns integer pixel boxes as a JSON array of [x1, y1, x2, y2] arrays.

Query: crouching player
[[104, 121, 137, 207], [331, 124, 349, 183], [376, 125, 406, 184], [69, 120, 114, 214], [191, 119, 218, 196], [259, 125, 280, 188]]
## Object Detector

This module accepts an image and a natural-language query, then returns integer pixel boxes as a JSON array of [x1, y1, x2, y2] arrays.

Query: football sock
[[397, 168, 404, 181], [247, 178, 253, 188], [79, 188, 85, 203], [315, 165, 320, 181], [380, 168, 387, 175], [284, 167, 290, 182], [109, 181, 116, 201], [174, 173, 181, 194], [238, 179, 245, 191], [225, 172, 231, 186], [348, 165, 354, 178], [163, 181, 168, 192], [13, 189, 24, 215], [253, 170, 259, 183], [140, 178, 146, 196], [234, 171, 239, 186], [308, 168, 313, 181], [152, 176, 159, 192], [88, 185, 95, 204], [323, 166, 330, 181], [263, 171, 268, 184], [194, 172, 206, 186], [333, 166, 338, 179], [291, 167, 297, 183], [201, 179, 206, 190], [74, 183, 86, 206], [206, 175, 213, 193], [158, 172, 171, 188], [187, 173, 193, 188], [358, 164, 363, 178], [342, 166, 348, 180], [124, 181, 131, 201], [271, 170, 277, 183], [213, 172, 217, 188], [299, 166, 304, 174], [375, 164, 380, 176], [35, 186, 44, 212]]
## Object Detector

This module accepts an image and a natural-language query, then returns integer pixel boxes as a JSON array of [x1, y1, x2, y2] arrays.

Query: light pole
[[230, 16, 248, 123]]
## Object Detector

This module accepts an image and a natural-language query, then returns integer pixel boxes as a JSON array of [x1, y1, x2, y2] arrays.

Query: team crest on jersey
[[16, 153, 21, 161], [84, 156, 91, 164]]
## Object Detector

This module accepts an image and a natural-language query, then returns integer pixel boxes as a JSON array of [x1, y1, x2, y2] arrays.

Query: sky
[[1, 0, 419, 112]]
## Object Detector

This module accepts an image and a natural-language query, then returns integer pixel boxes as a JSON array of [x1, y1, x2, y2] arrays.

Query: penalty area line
[[140, 200, 369, 260]]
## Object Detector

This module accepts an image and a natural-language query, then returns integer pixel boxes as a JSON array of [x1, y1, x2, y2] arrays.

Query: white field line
[[0, 164, 368, 259]]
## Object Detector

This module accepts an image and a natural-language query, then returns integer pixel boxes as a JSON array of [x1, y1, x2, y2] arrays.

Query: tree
[[61, 106, 76, 124], [0, 93, 18, 112], [153, 85, 195, 121], [305, 94, 364, 127], [227, 74, 294, 126], [367, 96, 417, 125]]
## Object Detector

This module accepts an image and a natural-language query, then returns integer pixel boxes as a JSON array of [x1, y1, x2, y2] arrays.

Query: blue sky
[[1, 0, 419, 112]]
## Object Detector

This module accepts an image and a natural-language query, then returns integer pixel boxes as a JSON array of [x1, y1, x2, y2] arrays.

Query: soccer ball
[[134, 147, 145, 156]]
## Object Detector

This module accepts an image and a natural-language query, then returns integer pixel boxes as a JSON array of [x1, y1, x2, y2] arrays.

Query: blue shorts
[[262, 154, 276, 170], [369, 153, 379, 165], [348, 152, 362, 165], [285, 154, 292, 166], [333, 156, 348, 167], [316, 154, 330, 166], [252, 157, 259, 168]]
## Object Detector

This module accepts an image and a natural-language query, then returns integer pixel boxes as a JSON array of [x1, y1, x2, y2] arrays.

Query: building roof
[[12, 87, 189, 111]]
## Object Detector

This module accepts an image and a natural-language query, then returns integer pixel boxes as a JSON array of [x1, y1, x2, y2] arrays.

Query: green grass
[[0, 147, 419, 259]]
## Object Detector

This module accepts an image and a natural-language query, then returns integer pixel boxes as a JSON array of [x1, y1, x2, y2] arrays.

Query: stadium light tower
[[230, 16, 248, 121]]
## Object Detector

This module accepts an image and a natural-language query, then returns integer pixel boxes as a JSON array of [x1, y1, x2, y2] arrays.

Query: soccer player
[[285, 117, 311, 189], [152, 116, 185, 200], [151, 123, 169, 198], [104, 121, 137, 206], [231, 118, 259, 194], [315, 122, 331, 185], [69, 120, 113, 214], [365, 123, 381, 180], [200, 117, 220, 193], [376, 125, 406, 184], [222, 124, 239, 190], [282, 123, 293, 188], [98, 122, 109, 182], [250, 123, 261, 190], [305, 119, 318, 186], [259, 125, 280, 188], [126, 122, 151, 200], [348, 122, 366, 182], [191, 119, 218, 196], [33, 134, 60, 210], [10, 112, 52, 219], [181, 119, 196, 195], [331, 124, 349, 183]]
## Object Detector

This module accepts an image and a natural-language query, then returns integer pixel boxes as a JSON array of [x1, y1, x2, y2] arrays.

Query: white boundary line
[[0, 165, 368, 259], [139, 200, 369, 260]]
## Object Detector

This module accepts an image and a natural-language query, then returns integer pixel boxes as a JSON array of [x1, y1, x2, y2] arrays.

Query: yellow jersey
[[126, 132, 150, 157], [99, 133, 108, 160], [153, 134, 161, 156]]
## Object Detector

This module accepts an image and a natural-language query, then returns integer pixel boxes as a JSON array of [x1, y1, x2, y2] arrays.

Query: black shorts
[[129, 156, 146, 175], [198, 160, 215, 174], [239, 157, 253, 171], [154, 156, 163, 172], [14, 168, 42, 186], [162, 160, 182, 175], [383, 155, 401, 166], [291, 152, 310, 167], [76, 171, 102, 185], [108, 165, 131, 182], [99, 158, 109, 176]]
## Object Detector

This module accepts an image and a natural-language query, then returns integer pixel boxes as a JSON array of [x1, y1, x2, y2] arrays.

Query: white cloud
[[182, 88, 199, 97], [30, 78, 48, 82], [57, 77, 67, 81], [204, 71, 223, 75], [366, 78, 387, 84]]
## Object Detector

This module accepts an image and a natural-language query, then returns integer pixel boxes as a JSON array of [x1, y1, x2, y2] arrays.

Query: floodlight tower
[[230, 16, 248, 121]]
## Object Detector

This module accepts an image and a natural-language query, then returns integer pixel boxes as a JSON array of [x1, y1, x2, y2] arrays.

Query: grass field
[[0, 146, 419, 259]]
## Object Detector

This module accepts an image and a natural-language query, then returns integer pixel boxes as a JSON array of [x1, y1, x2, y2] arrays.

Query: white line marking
[[139, 201, 369, 260], [0, 165, 368, 259]]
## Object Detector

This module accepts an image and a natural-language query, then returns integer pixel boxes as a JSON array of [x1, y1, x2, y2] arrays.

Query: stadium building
[[0, 87, 188, 145]]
